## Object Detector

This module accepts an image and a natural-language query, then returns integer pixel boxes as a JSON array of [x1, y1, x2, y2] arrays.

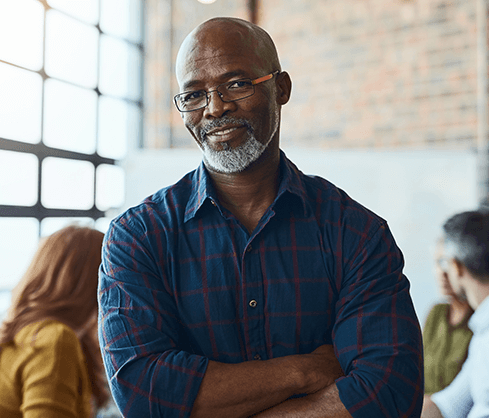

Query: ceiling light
[[198, 0, 217, 4]]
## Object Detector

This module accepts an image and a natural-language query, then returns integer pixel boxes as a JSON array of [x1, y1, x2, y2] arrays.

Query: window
[[0, 0, 144, 315]]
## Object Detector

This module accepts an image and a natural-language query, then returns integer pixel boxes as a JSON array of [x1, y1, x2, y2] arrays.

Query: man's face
[[445, 256, 468, 302], [434, 241, 456, 297], [176, 25, 281, 173]]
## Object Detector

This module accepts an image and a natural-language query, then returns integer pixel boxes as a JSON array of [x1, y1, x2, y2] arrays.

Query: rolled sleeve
[[98, 216, 208, 418], [334, 222, 424, 417]]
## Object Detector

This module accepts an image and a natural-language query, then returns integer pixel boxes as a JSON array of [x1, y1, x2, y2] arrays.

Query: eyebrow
[[182, 70, 250, 91]]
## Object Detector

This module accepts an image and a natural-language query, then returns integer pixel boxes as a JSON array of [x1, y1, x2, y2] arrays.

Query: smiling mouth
[[204, 125, 246, 142]]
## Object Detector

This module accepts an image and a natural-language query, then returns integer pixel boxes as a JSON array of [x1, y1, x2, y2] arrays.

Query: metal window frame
[[0, 0, 144, 228]]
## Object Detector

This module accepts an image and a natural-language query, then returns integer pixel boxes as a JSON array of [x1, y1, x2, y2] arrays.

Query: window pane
[[40, 217, 94, 237], [96, 164, 125, 211], [0, 63, 42, 143], [100, 0, 142, 44], [47, 0, 99, 25], [45, 10, 99, 88], [41, 157, 95, 209], [98, 96, 141, 159], [0, 218, 39, 290], [43, 79, 97, 154], [0, 151, 38, 206], [95, 217, 112, 234], [0, 0, 44, 71], [99, 35, 142, 101]]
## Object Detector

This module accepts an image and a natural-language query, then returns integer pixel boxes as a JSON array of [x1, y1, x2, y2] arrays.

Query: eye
[[182, 90, 205, 102], [227, 79, 253, 90]]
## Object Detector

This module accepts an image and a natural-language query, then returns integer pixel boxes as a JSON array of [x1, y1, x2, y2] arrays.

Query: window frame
[[0, 0, 144, 231]]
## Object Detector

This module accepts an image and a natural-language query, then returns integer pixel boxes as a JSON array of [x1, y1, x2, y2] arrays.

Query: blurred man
[[99, 17, 423, 418], [423, 211, 489, 418]]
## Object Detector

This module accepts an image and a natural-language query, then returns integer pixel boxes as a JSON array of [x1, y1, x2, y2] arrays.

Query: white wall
[[122, 147, 478, 326]]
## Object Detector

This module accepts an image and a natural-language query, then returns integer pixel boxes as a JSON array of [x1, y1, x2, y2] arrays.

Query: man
[[422, 211, 489, 418], [98, 17, 423, 418]]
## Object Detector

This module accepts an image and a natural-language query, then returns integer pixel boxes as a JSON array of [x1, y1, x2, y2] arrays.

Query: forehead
[[176, 23, 267, 89]]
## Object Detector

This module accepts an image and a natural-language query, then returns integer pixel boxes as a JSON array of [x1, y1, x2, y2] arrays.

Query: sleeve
[[21, 323, 88, 418], [431, 359, 473, 418], [333, 220, 424, 418], [98, 216, 208, 418]]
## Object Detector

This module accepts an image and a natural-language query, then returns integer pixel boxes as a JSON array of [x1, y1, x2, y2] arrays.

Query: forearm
[[252, 384, 352, 418], [190, 346, 343, 418], [190, 357, 303, 418]]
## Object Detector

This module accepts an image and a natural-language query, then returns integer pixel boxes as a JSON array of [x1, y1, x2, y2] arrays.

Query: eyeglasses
[[436, 257, 450, 271], [174, 71, 280, 112]]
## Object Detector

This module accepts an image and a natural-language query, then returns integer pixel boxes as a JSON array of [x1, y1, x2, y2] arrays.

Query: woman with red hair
[[0, 225, 109, 417]]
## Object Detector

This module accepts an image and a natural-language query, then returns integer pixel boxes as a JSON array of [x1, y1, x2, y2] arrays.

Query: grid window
[[0, 151, 38, 206], [45, 10, 99, 88], [43, 79, 98, 154], [0, 0, 143, 312], [0, 0, 44, 71], [0, 63, 43, 144]]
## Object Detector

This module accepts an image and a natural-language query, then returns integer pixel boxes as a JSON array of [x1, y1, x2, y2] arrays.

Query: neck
[[207, 145, 281, 234], [467, 280, 489, 310], [447, 296, 471, 326]]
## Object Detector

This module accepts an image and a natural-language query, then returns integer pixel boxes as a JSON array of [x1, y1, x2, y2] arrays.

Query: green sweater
[[423, 303, 473, 395]]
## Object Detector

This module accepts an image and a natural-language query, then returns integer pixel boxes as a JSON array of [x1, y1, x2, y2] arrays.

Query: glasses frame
[[174, 70, 281, 112]]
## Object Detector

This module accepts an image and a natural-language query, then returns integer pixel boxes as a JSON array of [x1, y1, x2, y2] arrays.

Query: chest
[[163, 213, 340, 360]]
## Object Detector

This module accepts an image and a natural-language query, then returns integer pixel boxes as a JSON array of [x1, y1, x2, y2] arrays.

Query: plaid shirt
[[98, 151, 423, 418]]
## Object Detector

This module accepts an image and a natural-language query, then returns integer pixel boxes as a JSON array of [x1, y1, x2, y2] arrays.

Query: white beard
[[202, 133, 266, 173]]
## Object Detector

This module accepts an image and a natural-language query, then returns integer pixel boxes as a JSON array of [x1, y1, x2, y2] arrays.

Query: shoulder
[[423, 304, 449, 334], [425, 303, 449, 322], [108, 168, 198, 238], [299, 171, 387, 234], [15, 320, 80, 353]]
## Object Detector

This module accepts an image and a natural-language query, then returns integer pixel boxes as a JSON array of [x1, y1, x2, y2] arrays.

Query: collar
[[469, 295, 489, 334], [184, 150, 309, 223]]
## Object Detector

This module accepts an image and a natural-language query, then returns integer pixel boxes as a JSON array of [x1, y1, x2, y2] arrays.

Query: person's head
[[6, 225, 103, 335], [174, 17, 292, 174], [442, 211, 489, 307]]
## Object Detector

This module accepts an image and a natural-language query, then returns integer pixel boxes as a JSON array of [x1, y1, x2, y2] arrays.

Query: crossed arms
[[189, 344, 350, 418]]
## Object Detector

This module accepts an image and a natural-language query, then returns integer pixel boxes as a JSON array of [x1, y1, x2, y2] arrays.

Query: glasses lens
[[176, 90, 207, 111], [218, 79, 254, 102]]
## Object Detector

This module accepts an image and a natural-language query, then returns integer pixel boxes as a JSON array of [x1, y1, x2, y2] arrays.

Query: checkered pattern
[[98, 151, 423, 418]]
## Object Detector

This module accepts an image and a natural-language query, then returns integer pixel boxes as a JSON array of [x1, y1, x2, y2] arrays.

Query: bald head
[[176, 17, 281, 86]]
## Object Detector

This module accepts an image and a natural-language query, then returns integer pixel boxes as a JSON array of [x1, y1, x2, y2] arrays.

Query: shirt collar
[[469, 295, 489, 334], [184, 150, 309, 222], [184, 161, 216, 222]]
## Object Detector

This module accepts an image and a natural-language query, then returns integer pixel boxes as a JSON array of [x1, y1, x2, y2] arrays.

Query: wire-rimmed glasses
[[174, 70, 280, 112]]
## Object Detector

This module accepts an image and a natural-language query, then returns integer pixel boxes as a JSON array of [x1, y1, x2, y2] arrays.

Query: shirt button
[[249, 299, 257, 308], [246, 245, 252, 252], [254, 354, 261, 360]]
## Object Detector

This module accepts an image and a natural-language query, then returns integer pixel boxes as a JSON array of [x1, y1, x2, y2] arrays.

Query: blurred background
[[0, 0, 486, 327]]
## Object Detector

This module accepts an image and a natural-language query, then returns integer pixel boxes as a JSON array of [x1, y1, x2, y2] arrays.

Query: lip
[[205, 125, 246, 143]]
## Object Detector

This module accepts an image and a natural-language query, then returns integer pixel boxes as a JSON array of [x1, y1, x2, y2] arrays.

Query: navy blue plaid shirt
[[98, 151, 423, 417]]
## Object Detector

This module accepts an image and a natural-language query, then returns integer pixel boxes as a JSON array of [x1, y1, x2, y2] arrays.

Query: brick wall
[[144, 0, 480, 150], [260, 0, 479, 149]]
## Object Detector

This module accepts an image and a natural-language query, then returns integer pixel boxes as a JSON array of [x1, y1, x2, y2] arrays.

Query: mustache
[[198, 117, 253, 141]]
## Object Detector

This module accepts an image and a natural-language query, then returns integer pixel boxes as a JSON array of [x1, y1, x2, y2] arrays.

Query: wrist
[[285, 354, 317, 395]]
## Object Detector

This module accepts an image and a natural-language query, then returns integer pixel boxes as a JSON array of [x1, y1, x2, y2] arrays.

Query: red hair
[[0, 225, 109, 409]]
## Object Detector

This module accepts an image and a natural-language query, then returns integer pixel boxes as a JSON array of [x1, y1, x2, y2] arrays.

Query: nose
[[203, 90, 236, 119]]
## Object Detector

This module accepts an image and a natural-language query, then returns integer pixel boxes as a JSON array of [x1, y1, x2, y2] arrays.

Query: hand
[[294, 344, 344, 395]]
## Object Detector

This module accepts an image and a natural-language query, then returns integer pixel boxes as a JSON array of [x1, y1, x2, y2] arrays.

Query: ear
[[451, 258, 465, 278], [275, 71, 292, 105]]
